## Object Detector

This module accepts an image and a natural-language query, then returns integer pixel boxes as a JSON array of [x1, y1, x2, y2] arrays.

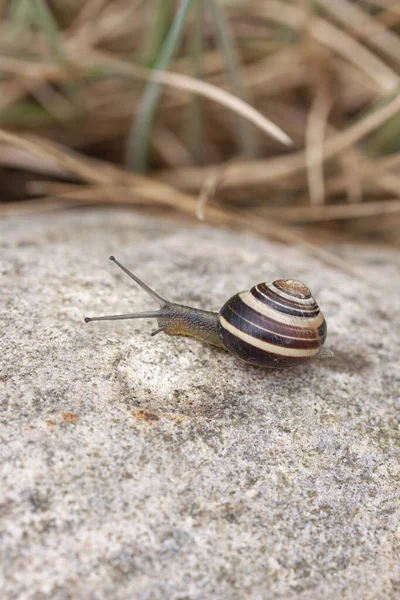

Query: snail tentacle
[[109, 255, 167, 306]]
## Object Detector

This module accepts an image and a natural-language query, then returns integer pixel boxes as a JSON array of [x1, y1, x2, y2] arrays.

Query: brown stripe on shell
[[251, 285, 320, 317], [255, 283, 319, 311], [273, 279, 311, 299], [220, 295, 322, 350], [223, 295, 320, 338], [240, 291, 325, 328], [318, 320, 327, 345], [216, 324, 316, 368]]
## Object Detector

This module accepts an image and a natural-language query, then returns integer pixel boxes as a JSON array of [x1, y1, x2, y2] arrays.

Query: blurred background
[[1, 0, 400, 254]]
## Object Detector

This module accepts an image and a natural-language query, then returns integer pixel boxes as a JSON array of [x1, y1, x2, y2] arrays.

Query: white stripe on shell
[[256, 285, 318, 316], [270, 282, 316, 304], [228, 304, 319, 341], [219, 315, 320, 357], [241, 291, 325, 327]]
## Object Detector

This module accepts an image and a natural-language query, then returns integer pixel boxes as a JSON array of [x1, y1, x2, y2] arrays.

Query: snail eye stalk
[[84, 256, 169, 324], [109, 256, 167, 306]]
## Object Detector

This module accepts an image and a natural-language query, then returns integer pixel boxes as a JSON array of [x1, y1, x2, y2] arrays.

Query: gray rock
[[0, 209, 399, 600]]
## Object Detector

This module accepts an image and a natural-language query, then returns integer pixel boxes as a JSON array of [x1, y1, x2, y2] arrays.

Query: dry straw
[[1, 0, 400, 265]]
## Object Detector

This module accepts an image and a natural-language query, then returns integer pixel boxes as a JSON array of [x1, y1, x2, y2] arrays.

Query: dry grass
[[1, 0, 400, 263]]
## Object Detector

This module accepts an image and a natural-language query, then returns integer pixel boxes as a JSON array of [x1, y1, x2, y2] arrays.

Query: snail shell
[[217, 279, 327, 368]]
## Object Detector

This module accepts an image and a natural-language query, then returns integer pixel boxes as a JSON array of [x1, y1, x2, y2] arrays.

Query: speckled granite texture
[[0, 209, 399, 600]]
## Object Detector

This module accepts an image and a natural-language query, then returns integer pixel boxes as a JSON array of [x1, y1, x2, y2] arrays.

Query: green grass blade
[[125, 0, 196, 173], [142, 0, 175, 67], [9, 0, 32, 31], [186, 0, 206, 164], [33, 0, 83, 111], [208, 0, 257, 158], [32, 0, 64, 61]]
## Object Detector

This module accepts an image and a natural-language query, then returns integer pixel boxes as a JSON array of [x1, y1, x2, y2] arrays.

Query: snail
[[84, 256, 333, 368]]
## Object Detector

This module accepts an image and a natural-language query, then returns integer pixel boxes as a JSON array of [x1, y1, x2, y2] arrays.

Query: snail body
[[85, 257, 331, 369]]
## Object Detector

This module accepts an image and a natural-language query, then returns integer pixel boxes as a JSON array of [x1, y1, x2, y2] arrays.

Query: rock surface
[[0, 209, 399, 600]]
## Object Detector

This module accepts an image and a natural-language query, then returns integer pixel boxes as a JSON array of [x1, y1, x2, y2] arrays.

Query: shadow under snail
[[84, 256, 333, 369]]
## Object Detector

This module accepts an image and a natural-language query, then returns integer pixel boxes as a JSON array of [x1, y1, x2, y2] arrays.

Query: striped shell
[[216, 279, 327, 368]]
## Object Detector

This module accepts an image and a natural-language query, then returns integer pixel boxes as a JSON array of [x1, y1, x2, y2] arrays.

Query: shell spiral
[[216, 279, 327, 368]]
